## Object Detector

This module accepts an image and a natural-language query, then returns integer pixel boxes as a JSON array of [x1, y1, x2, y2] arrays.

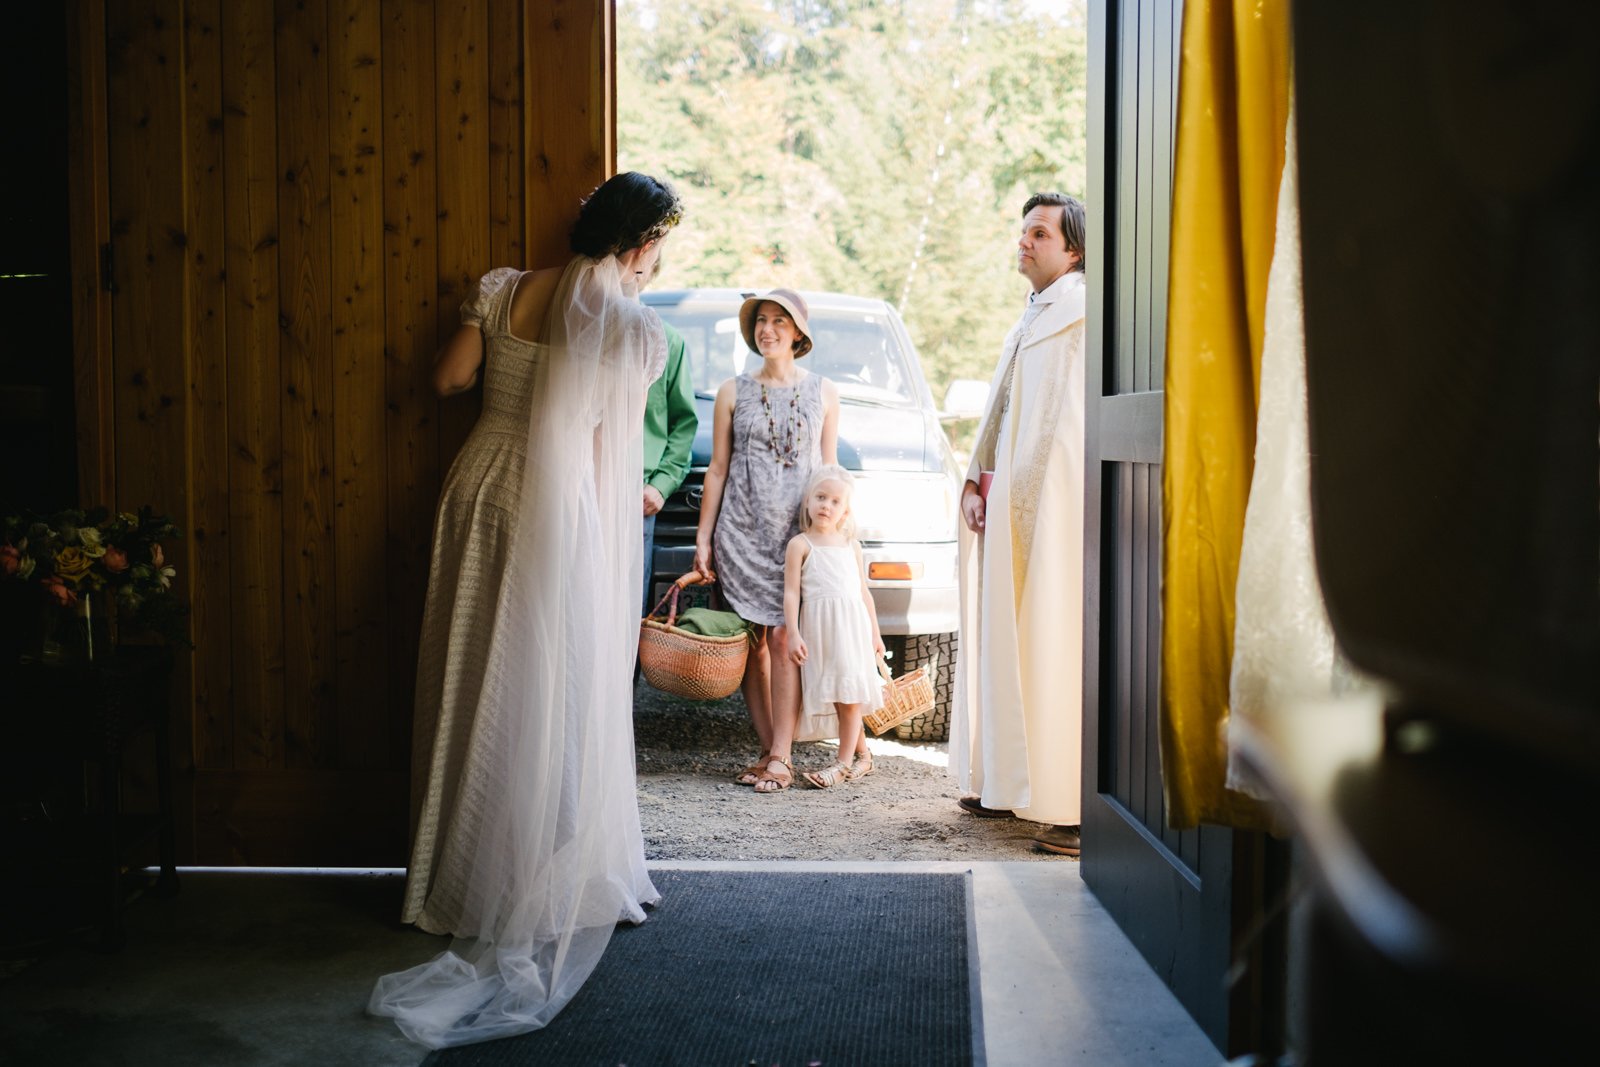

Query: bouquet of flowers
[[1, 506, 188, 645]]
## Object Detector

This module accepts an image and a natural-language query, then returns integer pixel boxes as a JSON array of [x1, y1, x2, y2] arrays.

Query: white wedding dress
[[370, 255, 665, 1048]]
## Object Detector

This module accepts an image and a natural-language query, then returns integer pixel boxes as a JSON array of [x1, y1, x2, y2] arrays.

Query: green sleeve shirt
[[643, 321, 699, 500]]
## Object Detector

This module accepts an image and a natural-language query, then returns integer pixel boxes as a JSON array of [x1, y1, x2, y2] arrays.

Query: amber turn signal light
[[868, 562, 920, 581]]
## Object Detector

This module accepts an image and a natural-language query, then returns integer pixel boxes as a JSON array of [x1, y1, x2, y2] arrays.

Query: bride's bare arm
[[432, 325, 485, 397]]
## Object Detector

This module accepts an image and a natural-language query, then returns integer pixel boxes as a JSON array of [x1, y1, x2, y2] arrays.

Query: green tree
[[619, 0, 1088, 423]]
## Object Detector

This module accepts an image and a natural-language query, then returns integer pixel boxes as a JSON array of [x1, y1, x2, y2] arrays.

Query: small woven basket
[[638, 574, 750, 700], [863, 653, 937, 736]]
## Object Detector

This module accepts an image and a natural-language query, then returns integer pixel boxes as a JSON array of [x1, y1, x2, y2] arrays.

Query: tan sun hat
[[738, 288, 813, 358]]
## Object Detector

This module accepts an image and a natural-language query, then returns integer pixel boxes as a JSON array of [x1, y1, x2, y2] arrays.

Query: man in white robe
[[951, 192, 1087, 856]]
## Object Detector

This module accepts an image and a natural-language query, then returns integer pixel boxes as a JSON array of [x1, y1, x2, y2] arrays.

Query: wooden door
[[70, 0, 609, 864], [1080, 0, 1281, 1054]]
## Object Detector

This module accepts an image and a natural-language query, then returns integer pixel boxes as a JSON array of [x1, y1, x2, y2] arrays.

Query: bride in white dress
[[370, 172, 684, 1048]]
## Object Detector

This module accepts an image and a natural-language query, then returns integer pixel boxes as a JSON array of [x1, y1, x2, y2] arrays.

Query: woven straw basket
[[638, 574, 750, 700], [864, 653, 937, 736]]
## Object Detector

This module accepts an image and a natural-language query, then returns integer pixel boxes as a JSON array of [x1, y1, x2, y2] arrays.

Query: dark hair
[[569, 172, 685, 259], [1022, 192, 1087, 273]]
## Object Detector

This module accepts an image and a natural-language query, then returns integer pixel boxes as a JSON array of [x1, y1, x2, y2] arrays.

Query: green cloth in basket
[[673, 607, 752, 638]]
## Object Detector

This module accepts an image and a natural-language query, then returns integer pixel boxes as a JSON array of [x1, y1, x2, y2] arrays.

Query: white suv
[[643, 289, 962, 741]]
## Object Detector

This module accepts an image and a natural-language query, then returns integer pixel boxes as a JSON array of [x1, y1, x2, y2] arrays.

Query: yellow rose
[[54, 546, 94, 583]]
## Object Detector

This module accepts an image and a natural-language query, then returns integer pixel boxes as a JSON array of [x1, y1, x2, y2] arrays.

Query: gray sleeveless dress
[[713, 370, 825, 626]]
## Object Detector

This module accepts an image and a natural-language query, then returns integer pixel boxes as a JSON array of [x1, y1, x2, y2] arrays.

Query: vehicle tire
[[884, 631, 957, 742]]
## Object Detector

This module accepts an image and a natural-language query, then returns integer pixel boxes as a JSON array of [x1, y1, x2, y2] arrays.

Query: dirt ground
[[632, 679, 1066, 863]]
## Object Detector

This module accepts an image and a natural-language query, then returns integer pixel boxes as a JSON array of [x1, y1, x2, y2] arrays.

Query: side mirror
[[940, 379, 990, 422]]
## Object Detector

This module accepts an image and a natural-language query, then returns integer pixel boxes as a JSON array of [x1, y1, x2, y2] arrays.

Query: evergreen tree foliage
[[619, 0, 1088, 406]]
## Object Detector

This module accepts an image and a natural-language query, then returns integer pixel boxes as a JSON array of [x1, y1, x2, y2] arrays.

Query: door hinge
[[100, 242, 117, 294]]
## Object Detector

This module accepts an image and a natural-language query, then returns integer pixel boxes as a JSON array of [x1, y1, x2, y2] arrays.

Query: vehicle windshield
[[651, 302, 919, 407]]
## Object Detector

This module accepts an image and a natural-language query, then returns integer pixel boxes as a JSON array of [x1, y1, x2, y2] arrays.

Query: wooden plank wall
[[73, 0, 608, 864], [66, 1, 115, 508]]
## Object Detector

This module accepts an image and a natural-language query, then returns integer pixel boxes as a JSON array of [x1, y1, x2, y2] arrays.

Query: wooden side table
[[3, 644, 180, 950]]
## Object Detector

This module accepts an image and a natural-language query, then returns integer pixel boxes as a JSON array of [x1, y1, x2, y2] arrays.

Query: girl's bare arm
[[855, 541, 885, 655], [784, 536, 810, 664]]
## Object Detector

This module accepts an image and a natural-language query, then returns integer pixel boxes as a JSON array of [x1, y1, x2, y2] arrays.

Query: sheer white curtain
[[1227, 105, 1361, 792], [371, 256, 664, 1048]]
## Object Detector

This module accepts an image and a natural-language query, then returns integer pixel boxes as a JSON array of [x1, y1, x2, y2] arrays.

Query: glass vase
[[40, 591, 111, 665]]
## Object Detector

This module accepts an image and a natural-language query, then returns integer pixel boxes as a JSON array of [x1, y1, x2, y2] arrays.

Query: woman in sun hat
[[692, 287, 867, 792]]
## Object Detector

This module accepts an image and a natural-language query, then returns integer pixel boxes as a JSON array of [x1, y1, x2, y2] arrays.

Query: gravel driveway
[[633, 679, 1066, 863]]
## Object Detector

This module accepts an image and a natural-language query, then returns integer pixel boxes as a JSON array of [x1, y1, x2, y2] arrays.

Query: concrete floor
[[0, 862, 1221, 1066]]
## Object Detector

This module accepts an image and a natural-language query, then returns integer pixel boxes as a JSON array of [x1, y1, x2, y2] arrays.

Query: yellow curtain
[[1160, 0, 1291, 830]]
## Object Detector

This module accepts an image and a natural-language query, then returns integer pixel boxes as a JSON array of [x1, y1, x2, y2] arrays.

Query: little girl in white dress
[[784, 464, 886, 788]]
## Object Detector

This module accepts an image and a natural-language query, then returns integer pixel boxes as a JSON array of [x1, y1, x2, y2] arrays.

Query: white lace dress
[[374, 257, 666, 1049], [795, 537, 883, 742]]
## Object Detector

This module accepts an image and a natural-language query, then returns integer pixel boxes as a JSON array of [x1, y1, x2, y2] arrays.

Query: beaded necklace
[[758, 377, 804, 467]]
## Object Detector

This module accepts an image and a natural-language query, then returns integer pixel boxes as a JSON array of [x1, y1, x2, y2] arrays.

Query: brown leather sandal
[[735, 752, 771, 786], [753, 756, 793, 793]]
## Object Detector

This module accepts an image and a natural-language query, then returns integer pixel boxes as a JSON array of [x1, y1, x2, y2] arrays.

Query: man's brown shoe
[[1032, 825, 1081, 856], [957, 796, 1013, 818]]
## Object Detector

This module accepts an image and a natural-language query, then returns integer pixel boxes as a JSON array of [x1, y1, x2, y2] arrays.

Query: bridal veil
[[371, 255, 665, 1048]]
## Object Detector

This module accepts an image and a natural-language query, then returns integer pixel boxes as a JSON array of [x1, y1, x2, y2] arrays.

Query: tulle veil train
[[370, 255, 665, 1048]]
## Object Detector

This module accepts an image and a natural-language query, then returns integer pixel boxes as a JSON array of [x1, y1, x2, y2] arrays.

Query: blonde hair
[[798, 464, 857, 540]]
